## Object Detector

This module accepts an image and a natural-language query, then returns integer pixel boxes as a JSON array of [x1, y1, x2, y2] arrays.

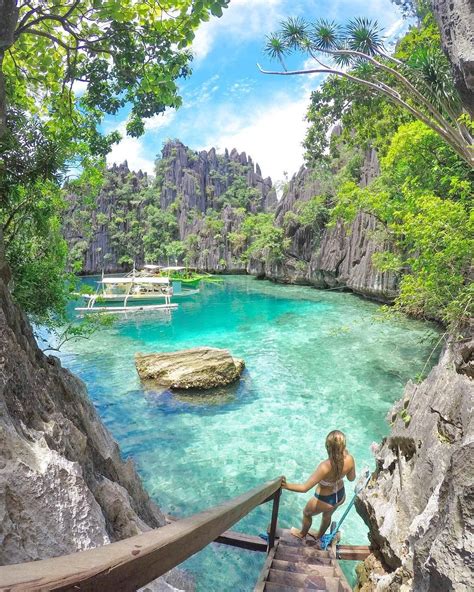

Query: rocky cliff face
[[65, 141, 396, 303], [64, 140, 276, 274], [430, 0, 474, 116], [252, 149, 398, 303], [0, 246, 190, 590], [355, 335, 474, 591]]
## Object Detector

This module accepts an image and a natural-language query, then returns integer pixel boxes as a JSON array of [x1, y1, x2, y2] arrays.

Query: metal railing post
[[267, 488, 281, 551]]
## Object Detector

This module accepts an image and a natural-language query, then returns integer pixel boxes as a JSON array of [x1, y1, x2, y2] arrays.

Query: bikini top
[[319, 477, 344, 491]]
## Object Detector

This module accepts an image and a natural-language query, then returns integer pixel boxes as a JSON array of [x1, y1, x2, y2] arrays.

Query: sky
[[104, 0, 408, 184]]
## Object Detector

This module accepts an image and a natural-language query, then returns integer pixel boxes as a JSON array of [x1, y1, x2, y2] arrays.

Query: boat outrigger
[[75, 276, 178, 313]]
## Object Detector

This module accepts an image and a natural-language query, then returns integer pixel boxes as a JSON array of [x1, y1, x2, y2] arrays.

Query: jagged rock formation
[[355, 336, 474, 591], [65, 141, 397, 303], [0, 246, 191, 591], [135, 347, 245, 390], [430, 0, 474, 116], [252, 149, 398, 303], [64, 140, 276, 274]]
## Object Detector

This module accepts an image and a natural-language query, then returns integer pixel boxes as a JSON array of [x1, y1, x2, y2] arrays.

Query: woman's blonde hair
[[326, 430, 346, 480]]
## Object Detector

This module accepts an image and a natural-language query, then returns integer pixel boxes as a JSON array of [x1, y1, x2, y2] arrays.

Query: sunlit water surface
[[57, 276, 439, 590]]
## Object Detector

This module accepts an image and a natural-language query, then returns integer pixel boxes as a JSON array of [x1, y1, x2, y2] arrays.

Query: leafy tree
[[332, 121, 473, 328], [261, 14, 473, 165], [0, 0, 229, 142], [242, 213, 290, 263], [0, 0, 228, 324]]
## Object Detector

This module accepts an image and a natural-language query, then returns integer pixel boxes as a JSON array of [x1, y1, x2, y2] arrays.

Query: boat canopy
[[100, 276, 171, 285], [143, 264, 161, 270], [161, 266, 186, 271]]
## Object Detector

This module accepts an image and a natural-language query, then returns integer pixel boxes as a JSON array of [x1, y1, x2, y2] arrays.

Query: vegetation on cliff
[[264, 7, 473, 329], [0, 0, 229, 325]]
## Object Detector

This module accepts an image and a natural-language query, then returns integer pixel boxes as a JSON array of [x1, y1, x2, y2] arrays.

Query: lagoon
[[59, 276, 439, 590]]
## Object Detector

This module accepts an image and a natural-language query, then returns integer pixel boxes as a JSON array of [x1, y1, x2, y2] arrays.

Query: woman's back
[[318, 453, 355, 495]]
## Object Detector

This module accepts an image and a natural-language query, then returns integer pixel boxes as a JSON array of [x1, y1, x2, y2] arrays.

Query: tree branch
[[257, 63, 472, 165]]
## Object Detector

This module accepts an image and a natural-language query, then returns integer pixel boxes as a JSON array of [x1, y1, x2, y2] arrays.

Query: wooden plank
[[336, 546, 371, 561], [264, 584, 307, 592], [165, 514, 268, 552], [0, 477, 283, 592], [253, 543, 278, 592], [215, 530, 267, 552], [271, 559, 336, 577], [328, 529, 352, 592], [267, 488, 281, 550], [274, 550, 333, 566], [268, 569, 341, 591]]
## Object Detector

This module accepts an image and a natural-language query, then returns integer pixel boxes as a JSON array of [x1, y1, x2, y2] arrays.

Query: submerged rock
[[135, 347, 245, 390]]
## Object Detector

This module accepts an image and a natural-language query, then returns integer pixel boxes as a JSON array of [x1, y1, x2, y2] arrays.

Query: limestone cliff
[[65, 141, 396, 302], [355, 336, 474, 591], [64, 140, 276, 274], [430, 0, 474, 116], [0, 249, 190, 590], [251, 149, 397, 303]]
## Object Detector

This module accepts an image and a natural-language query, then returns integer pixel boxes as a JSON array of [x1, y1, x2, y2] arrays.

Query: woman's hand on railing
[[281, 476, 287, 489]]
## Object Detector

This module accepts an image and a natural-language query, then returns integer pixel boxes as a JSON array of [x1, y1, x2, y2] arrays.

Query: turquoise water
[[59, 276, 439, 590]]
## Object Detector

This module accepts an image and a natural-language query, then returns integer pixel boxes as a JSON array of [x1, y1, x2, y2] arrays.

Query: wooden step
[[264, 583, 309, 592], [271, 559, 336, 577], [274, 550, 333, 566], [267, 569, 343, 591], [277, 544, 331, 558]]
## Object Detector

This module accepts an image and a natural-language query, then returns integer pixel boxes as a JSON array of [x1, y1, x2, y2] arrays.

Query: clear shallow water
[[59, 276, 440, 590]]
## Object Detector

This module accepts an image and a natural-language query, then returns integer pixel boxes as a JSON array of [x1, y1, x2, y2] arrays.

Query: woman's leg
[[290, 497, 326, 539], [309, 496, 346, 539]]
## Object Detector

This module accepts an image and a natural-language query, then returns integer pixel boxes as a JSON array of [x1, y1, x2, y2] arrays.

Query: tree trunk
[[0, 0, 19, 139]]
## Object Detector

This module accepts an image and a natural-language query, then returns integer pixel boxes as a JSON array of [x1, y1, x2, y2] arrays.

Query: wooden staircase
[[255, 529, 352, 592], [0, 477, 368, 591]]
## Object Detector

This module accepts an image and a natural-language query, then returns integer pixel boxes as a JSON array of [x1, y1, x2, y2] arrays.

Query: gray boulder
[[135, 347, 245, 390]]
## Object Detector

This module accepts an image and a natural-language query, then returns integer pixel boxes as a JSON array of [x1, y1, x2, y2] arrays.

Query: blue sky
[[105, 0, 407, 184]]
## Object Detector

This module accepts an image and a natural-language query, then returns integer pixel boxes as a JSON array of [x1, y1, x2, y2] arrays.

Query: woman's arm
[[282, 462, 329, 493], [346, 455, 356, 481]]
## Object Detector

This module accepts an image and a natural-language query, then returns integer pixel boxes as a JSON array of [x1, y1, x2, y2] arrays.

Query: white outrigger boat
[[75, 276, 178, 313]]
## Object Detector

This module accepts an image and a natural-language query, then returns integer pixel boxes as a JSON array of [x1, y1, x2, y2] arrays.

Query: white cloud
[[192, 0, 285, 61], [198, 90, 311, 183], [107, 135, 155, 174], [144, 109, 176, 131], [105, 108, 175, 173], [183, 74, 220, 107]]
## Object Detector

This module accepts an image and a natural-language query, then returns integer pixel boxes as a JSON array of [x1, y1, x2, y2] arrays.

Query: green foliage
[[332, 121, 473, 328], [42, 313, 114, 352], [216, 176, 261, 210], [382, 122, 471, 202], [296, 195, 329, 228], [4, 1, 230, 145], [241, 213, 290, 262], [0, 109, 72, 325]]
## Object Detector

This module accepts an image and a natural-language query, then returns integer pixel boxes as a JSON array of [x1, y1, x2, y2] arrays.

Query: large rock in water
[[135, 347, 245, 390]]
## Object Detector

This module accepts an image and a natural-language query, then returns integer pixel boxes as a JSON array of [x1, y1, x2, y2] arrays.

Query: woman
[[282, 430, 356, 540]]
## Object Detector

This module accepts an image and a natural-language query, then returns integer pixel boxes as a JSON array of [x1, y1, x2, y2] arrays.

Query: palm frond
[[344, 17, 384, 55], [407, 47, 460, 111], [263, 33, 288, 70], [264, 33, 287, 60], [309, 19, 341, 51], [280, 16, 309, 50]]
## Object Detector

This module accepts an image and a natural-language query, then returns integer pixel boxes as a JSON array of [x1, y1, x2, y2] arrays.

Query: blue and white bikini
[[314, 478, 345, 506]]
